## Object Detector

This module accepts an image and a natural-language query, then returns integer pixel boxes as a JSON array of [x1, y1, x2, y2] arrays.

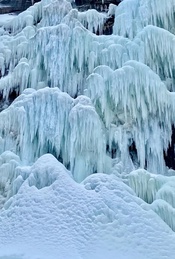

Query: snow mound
[[0, 155, 175, 259]]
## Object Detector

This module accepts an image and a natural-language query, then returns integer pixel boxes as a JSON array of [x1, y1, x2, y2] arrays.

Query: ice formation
[[0, 87, 105, 183], [0, 0, 175, 258]]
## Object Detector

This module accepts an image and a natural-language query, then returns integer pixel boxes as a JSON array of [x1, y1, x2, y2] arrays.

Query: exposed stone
[[0, 0, 122, 14], [0, 4, 14, 14], [0, 0, 40, 13], [74, 0, 122, 11]]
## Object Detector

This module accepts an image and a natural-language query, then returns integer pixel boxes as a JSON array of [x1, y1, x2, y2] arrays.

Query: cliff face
[[0, 0, 40, 12], [0, 0, 122, 13], [75, 0, 122, 11], [75, 0, 122, 5]]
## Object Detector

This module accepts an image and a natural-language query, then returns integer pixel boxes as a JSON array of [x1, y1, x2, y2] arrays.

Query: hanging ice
[[0, 0, 175, 257], [0, 87, 105, 183]]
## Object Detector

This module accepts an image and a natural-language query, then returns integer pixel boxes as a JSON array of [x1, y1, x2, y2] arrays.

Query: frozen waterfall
[[0, 0, 175, 258]]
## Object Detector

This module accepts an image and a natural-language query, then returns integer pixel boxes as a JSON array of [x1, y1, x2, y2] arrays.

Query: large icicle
[[1, 0, 175, 100], [0, 87, 105, 182], [0, 151, 21, 208], [69, 96, 105, 182], [128, 168, 175, 231], [113, 0, 175, 39], [78, 9, 107, 34], [86, 60, 174, 174]]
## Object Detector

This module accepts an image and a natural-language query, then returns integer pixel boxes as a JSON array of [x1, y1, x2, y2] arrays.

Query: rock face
[[75, 0, 122, 11], [0, 0, 122, 13], [75, 0, 122, 5], [0, 0, 40, 13]]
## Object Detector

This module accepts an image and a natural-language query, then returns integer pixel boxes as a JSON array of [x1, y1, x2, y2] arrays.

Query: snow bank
[[0, 155, 175, 259]]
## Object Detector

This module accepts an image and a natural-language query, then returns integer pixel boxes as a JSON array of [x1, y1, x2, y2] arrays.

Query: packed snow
[[0, 13, 16, 26], [0, 0, 175, 258], [1, 155, 175, 259]]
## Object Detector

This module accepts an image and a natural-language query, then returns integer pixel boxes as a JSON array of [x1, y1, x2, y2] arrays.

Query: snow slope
[[0, 154, 175, 259]]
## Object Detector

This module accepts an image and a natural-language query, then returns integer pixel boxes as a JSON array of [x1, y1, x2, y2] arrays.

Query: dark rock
[[0, 0, 40, 13]]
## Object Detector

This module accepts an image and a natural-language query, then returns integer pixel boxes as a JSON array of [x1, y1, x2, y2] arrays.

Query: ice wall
[[0, 0, 174, 235]]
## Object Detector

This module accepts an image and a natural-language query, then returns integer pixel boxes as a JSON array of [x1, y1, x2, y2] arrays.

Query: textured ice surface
[[0, 87, 105, 182], [0, 0, 175, 258]]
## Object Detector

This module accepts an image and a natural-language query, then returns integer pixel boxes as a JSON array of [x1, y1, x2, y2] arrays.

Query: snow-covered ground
[[0, 155, 175, 259]]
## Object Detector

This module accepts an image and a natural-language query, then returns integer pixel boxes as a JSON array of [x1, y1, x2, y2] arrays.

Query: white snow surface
[[0, 0, 175, 258], [0, 14, 16, 26], [0, 154, 175, 259]]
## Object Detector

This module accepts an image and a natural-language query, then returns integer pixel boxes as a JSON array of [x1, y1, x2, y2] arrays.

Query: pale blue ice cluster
[[0, 0, 175, 258]]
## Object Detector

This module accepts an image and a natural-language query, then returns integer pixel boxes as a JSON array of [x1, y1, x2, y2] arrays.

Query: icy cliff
[[0, 0, 175, 258]]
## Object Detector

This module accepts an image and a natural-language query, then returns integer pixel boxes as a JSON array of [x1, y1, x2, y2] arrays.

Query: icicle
[[78, 9, 106, 34], [69, 96, 105, 182], [0, 88, 106, 182], [0, 151, 21, 208], [42, 0, 72, 27], [113, 0, 175, 39], [151, 200, 175, 231], [128, 169, 166, 204], [86, 60, 173, 173]]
